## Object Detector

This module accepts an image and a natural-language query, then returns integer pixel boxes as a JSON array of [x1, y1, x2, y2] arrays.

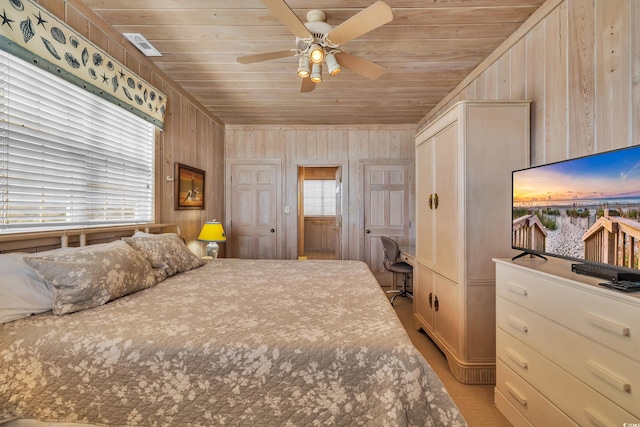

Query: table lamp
[[198, 220, 226, 258]]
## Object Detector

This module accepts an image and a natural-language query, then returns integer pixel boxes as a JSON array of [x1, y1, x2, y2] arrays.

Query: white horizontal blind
[[303, 180, 336, 216], [0, 50, 154, 232]]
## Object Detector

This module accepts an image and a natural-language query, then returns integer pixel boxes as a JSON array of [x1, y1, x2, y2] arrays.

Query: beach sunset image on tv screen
[[512, 145, 640, 270]]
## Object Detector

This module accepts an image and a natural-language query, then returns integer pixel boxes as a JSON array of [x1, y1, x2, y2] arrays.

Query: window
[[0, 50, 155, 233], [303, 180, 336, 216]]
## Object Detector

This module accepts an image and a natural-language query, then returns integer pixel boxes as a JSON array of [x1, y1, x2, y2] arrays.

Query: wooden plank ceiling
[[81, 0, 545, 125]]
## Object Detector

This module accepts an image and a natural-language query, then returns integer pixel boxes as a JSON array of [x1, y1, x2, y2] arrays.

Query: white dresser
[[494, 257, 640, 426]]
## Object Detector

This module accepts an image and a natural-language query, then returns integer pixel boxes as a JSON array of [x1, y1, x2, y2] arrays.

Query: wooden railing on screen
[[583, 210, 640, 269]]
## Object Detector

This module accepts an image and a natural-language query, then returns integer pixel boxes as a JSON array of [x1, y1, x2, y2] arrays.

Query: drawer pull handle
[[584, 407, 610, 427], [585, 360, 631, 393], [507, 282, 528, 296], [506, 348, 528, 369], [587, 313, 630, 337], [504, 381, 527, 407], [507, 315, 528, 333]]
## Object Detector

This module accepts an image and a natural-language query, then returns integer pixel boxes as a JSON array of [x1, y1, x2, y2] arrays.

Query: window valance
[[0, 0, 167, 129]]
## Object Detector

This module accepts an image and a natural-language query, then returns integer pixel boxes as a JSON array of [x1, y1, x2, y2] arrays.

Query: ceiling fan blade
[[300, 77, 316, 93], [260, 0, 312, 39], [327, 1, 393, 45], [335, 52, 385, 80], [237, 50, 295, 64]]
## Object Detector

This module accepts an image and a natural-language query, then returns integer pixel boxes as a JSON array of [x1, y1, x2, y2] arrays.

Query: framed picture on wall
[[175, 163, 205, 210]]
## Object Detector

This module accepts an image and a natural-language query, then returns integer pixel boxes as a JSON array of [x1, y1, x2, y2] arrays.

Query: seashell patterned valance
[[0, 0, 167, 129]]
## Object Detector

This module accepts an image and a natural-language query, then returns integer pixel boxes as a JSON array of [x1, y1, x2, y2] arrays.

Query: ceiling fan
[[236, 0, 393, 92]]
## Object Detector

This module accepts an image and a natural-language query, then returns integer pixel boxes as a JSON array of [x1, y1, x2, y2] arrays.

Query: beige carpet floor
[[390, 294, 512, 427]]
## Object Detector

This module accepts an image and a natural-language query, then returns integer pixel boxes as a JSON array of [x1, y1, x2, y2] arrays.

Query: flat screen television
[[511, 145, 640, 281]]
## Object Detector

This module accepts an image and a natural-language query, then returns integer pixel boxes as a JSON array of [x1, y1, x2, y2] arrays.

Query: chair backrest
[[380, 236, 400, 270]]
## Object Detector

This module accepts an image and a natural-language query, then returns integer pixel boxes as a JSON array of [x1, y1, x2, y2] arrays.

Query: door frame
[[296, 160, 349, 260], [225, 158, 283, 258]]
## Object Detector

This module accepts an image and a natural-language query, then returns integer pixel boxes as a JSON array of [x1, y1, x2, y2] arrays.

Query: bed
[[0, 231, 466, 426]]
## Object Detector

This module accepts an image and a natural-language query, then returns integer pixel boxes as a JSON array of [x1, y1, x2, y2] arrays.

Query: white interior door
[[228, 162, 280, 259], [363, 163, 411, 281]]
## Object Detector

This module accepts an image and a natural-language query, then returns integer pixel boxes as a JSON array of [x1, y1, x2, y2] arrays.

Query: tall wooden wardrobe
[[414, 100, 530, 384]]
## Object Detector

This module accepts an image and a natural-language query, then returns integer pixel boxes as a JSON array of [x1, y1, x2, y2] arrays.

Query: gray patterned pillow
[[25, 240, 157, 315], [122, 233, 203, 281]]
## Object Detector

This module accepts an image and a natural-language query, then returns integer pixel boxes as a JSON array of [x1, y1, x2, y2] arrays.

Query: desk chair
[[380, 236, 413, 305]]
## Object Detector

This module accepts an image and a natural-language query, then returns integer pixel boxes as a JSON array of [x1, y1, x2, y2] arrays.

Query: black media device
[[511, 145, 640, 282], [598, 280, 640, 292]]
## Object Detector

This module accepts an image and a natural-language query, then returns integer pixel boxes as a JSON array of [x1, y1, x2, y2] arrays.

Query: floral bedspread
[[1, 259, 466, 426]]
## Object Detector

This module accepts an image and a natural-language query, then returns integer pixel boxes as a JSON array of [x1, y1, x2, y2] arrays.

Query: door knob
[[271, 229, 275, 233], [428, 194, 433, 209], [366, 229, 371, 234]]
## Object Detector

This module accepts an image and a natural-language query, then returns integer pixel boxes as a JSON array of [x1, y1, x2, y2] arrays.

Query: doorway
[[298, 166, 342, 260]]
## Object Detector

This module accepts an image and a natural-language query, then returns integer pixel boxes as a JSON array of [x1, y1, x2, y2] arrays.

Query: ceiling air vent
[[123, 33, 162, 57]]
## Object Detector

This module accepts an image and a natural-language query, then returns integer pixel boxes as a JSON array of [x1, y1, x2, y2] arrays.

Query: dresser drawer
[[496, 262, 640, 362], [495, 389, 534, 427], [497, 297, 640, 416], [496, 360, 577, 427], [497, 328, 638, 425]]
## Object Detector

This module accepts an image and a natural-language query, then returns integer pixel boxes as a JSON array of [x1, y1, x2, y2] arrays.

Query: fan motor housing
[[297, 20, 333, 51]]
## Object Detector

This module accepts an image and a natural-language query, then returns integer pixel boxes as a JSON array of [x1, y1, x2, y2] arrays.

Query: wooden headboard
[[0, 224, 180, 254]]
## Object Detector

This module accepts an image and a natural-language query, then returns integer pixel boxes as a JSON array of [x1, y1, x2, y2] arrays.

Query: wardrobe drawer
[[496, 262, 640, 362], [497, 297, 640, 416], [497, 329, 638, 425], [496, 360, 577, 427]]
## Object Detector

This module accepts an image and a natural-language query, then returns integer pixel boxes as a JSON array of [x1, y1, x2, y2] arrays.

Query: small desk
[[398, 245, 415, 267]]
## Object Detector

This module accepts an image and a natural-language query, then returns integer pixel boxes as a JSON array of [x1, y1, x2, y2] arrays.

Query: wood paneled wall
[[419, 0, 639, 165], [36, 0, 226, 256], [225, 125, 416, 260]]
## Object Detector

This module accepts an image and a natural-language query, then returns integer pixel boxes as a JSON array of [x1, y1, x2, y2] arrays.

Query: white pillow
[[132, 230, 153, 237], [0, 253, 55, 324]]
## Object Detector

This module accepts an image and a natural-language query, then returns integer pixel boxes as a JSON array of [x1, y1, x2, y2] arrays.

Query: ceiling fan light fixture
[[310, 63, 322, 83], [308, 43, 324, 64], [238, 3, 393, 92], [325, 53, 341, 76], [297, 56, 310, 78]]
